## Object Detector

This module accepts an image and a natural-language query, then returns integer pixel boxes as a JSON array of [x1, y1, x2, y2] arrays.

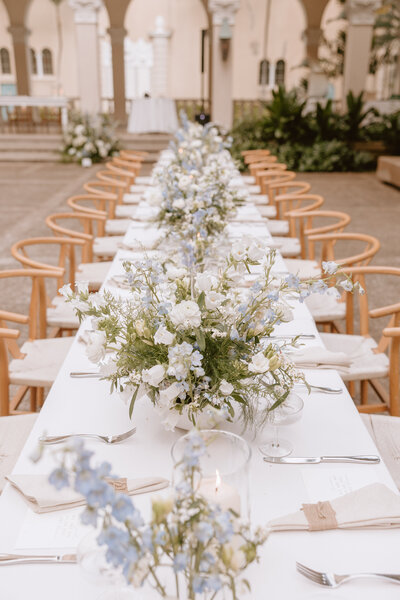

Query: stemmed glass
[[259, 392, 304, 458]]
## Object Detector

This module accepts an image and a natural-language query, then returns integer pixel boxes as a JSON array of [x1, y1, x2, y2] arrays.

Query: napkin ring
[[301, 501, 338, 531]]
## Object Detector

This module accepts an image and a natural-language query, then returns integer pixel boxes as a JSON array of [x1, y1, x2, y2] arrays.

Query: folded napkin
[[6, 474, 169, 513], [268, 483, 400, 532], [362, 414, 400, 491], [289, 346, 352, 371]]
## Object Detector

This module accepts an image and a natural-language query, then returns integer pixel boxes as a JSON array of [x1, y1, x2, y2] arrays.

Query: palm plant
[[343, 91, 379, 141]]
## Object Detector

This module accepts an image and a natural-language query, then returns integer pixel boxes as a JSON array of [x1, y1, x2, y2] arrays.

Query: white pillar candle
[[198, 470, 241, 514]]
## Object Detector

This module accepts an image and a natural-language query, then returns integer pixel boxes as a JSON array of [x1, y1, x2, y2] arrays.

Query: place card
[[302, 468, 380, 503], [14, 508, 89, 551]]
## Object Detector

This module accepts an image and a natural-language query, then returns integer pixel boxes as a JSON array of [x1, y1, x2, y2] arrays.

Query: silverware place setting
[[39, 427, 136, 445], [70, 371, 102, 378], [263, 454, 380, 464], [296, 562, 400, 588]]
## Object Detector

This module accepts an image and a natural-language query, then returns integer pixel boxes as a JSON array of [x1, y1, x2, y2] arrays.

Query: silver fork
[[296, 562, 400, 588], [38, 427, 136, 445]]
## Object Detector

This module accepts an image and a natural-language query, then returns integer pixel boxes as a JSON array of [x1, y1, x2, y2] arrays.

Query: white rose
[[169, 301, 201, 329], [247, 242, 265, 261], [142, 364, 166, 388], [248, 351, 270, 374], [195, 272, 216, 292], [85, 330, 107, 363], [205, 291, 225, 310], [172, 198, 185, 210], [154, 325, 175, 346], [231, 241, 247, 262], [219, 379, 234, 396], [158, 382, 184, 407], [166, 265, 187, 280]]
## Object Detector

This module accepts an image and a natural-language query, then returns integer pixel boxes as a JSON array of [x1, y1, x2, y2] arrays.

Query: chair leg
[[360, 380, 369, 405], [348, 380, 356, 398], [30, 387, 37, 412], [37, 387, 44, 407]]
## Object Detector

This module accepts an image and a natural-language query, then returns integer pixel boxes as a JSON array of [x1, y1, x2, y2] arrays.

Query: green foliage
[[230, 87, 399, 172]]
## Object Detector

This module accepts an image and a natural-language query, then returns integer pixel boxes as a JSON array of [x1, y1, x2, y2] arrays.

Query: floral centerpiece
[[61, 111, 120, 165], [45, 431, 268, 599], [61, 242, 359, 431]]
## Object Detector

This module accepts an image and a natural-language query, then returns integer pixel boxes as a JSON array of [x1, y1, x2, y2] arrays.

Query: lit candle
[[198, 470, 241, 514]]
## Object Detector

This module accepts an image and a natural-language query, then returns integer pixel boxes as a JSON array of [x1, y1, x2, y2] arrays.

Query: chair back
[[259, 171, 296, 198], [248, 157, 278, 174], [308, 232, 380, 270], [286, 210, 351, 259], [84, 180, 124, 204], [111, 156, 141, 176], [45, 212, 105, 262], [106, 162, 135, 185], [67, 193, 115, 220], [120, 150, 148, 161], [11, 236, 83, 290]]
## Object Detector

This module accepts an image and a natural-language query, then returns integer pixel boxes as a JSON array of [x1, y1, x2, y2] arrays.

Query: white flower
[[144, 188, 163, 206], [280, 305, 294, 322], [219, 379, 234, 396], [154, 325, 175, 345], [86, 330, 106, 363], [248, 242, 265, 261], [172, 198, 185, 210], [248, 351, 270, 374], [135, 319, 147, 337], [75, 281, 89, 295], [231, 241, 247, 261], [169, 300, 201, 329], [205, 291, 225, 310], [158, 382, 184, 407], [166, 264, 187, 280], [142, 364, 166, 388], [178, 175, 192, 190], [195, 272, 216, 292], [322, 261, 338, 275], [59, 283, 72, 298], [339, 279, 353, 292]]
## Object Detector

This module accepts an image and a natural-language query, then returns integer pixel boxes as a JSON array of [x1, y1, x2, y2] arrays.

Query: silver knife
[[0, 553, 77, 565], [263, 455, 380, 464]]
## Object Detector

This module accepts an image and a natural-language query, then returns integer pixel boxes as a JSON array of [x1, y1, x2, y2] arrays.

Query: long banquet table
[[0, 193, 399, 599]]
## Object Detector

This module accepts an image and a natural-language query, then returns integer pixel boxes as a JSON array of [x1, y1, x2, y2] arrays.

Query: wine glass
[[259, 392, 304, 458]]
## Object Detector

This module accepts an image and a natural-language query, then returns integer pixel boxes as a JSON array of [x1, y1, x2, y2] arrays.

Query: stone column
[[149, 16, 172, 97], [68, 0, 102, 114], [107, 26, 127, 122], [342, 0, 381, 101], [7, 25, 31, 95], [209, 0, 240, 131]]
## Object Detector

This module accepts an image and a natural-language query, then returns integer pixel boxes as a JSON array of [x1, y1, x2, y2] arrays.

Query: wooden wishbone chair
[[246, 155, 277, 167], [248, 158, 279, 177], [84, 180, 125, 205], [255, 182, 312, 218], [106, 162, 136, 185], [67, 194, 130, 237], [266, 193, 324, 238], [11, 237, 85, 335], [285, 210, 351, 259], [120, 150, 148, 162], [0, 269, 74, 415], [45, 212, 116, 278], [319, 266, 400, 415], [95, 171, 142, 211], [259, 170, 296, 200], [106, 161, 151, 195], [111, 156, 142, 176], [242, 149, 270, 159]]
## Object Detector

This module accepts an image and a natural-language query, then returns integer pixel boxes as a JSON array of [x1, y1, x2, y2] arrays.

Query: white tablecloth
[[0, 200, 398, 599], [127, 98, 179, 134]]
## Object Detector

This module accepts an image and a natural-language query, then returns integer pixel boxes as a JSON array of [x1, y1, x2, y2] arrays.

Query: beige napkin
[[362, 414, 400, 491], [289, 346, 352, 371], [267, 483, 400, 532], [6, 474, 169, 513]]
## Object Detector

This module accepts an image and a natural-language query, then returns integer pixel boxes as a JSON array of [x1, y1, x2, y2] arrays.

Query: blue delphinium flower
[[111, 494, 134, 522], [195, 521, 214, 543], [173, 552, 188, 572], [49, 466, 69, 490]]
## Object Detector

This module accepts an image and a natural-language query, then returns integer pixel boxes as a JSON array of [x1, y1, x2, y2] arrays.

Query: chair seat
[[267, 219, 289, 236], [257, 205, 277, 219], [305, 293, 346, 323], [320, 332, 389, 381], [47, 296, 79, 330], [93, 236, 125, 258], [76, 261, 113, 289], [0, 414, 38, 492], [247, 185, 261, 194], [105, 219, 131, 236], [130, 185, 149, 193], [272, 236, 301, 258], [249, 194, 269, 205], [284, 258, 321, 280], [135, 176, 152, 185], [115, 205, 137, 218], [123, 192, 143, 205], [242, 175, 255, 185], [9, 337, 74, 387]]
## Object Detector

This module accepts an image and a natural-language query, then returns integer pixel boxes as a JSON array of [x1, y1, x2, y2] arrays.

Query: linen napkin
[[267, 483, 400, 532], [6, 474, 169, 513], [362, 414, 400, 491], [289, 346, 352, 372]]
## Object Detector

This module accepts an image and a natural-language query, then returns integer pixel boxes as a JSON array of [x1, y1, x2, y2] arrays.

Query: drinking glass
[[259, 392, 304, 458]]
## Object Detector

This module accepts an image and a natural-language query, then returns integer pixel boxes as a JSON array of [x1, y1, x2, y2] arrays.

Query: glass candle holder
[[171, 429, 252, 520]]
